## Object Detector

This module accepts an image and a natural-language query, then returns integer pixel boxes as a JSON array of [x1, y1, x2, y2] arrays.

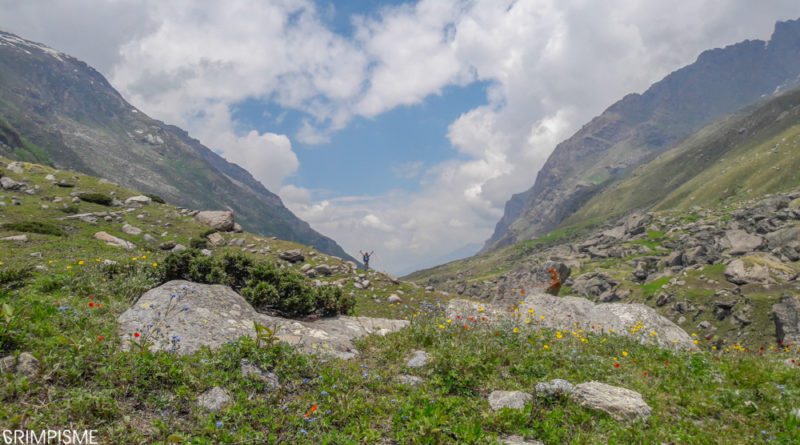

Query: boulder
[[143, 234, 158, 243], [279, 250, 305, 263], [447, 293, 694, 351], [501, 436, 544, 445], [488, 391, 533, 411], [122, 224, 143, 236], [725, 259, 770, 285], [124, 195, 152, 206], [772, 294, 800, 345], [195, 211, 234, 231], [535, 379, 574, 398], [396, 374, 423, 386], [171, 244, 187, 253], [571, 381, 651, 422], [0, 352, 39, 378], [314, 264, 332, 276], [207, 232, 225, 246], [724, 230, 765, 255], [117, 280, 408, 359], [0, 177, 24, 190], [1, 235, 28, 242], [197, 386, 231, 412], [159, 241, 177, 251], [232, 223, 244, 233], [406, 350, 430, 368], [93, 231, 135, 249], [387, 294, 402, 304], [6, 161, 24, 174]]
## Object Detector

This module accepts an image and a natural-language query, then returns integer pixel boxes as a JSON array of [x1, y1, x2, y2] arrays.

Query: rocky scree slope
[[484, 17, 800, 252], [413, 189, 800, 349], [0, 30, 354, 263]]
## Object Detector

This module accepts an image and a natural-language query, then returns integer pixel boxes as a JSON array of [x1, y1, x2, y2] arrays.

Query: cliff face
[[484, 18, 800, 252], [0, 30, 355, 262]]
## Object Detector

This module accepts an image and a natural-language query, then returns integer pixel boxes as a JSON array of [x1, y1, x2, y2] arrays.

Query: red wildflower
[[89, 302, 94, 307], [464, 325, 469, 329], [567, 314, 571, 318], [304, 405, 317, 418], [760, 346, 764, 351], [89, 295, 94, 299], [614, 363, 620, 368], [457, 315, 461, 320], [97, 336, 104, 341], [643, 372, 647, 376], [97, 303, 102, 308], [134, 332, 140, 338]]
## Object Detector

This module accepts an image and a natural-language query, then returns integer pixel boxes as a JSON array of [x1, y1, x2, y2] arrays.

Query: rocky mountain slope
[[484, 17, 800, 252], [2, 158, 799, 443], [0, 30, 355, 263]]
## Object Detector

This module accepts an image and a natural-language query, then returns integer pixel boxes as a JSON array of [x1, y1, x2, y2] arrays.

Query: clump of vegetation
[[145, 193, 166, 204], [54, 182, 75, 188], [2, 220, 66, 236], [189, 238, 208, 249], [0, 265, 32, 293], [79, 192, 113, 206], [160, 250, 354, 318], [58, 204, 81, 214]]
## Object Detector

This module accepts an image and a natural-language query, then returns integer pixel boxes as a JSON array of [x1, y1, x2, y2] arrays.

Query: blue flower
[[332, 384, 338, 389], [300, 429, 307, 435], [216, 421, 223, 428], [58, 306, 70, 311], [320, 390, 328, 396], [172, 335, 181, 342]]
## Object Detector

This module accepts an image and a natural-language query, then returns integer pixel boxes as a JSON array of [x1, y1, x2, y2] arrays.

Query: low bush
[[3, 220, 66, 236], [160, 250, 353, 318], [144, 193, 166, 204], [79, 192, 113, 206], [58, 204, 81, 214]]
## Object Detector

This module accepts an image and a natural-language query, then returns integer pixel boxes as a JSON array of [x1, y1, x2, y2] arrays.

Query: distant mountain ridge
[[0, 30, 356, 263], [483, 17, 800, 253]]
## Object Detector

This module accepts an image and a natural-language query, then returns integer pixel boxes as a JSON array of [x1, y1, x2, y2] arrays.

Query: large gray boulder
[[197, 386, 231, 412], [447, 292, 694, 351], [488, 391, 533, 411], [723, 230, 765, 255], [406, 350, 430, 368], [0, 177, 24, 190], [724, 259, 770, 285], [117, 280, 408, 359], [195, 211, 235, 231], [124, 195, 152, 206], [93, 231, 135, 249], [571, 381, 651, 422], [279, 250, 305, 263], [772, 294, 800, 345]]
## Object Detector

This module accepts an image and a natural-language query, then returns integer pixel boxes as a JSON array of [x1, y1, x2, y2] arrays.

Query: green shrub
[[160, 250, 353, 318], [144, 193, 166, 204], [79, 192, 113, 206], [54, 182, 75, 188], [189, 238, 208, 249], [0, 265, 32, 291], [58, 204, 81, 214], [3, 221, 66, 236]]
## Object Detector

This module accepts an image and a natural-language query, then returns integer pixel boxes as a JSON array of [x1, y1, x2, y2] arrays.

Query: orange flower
[[304, 405, 317, 418]]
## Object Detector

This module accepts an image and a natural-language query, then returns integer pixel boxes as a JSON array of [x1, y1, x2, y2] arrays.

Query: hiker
[[360, 250, 374, 270]]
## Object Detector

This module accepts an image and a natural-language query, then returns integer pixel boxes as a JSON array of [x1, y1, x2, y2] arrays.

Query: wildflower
[[97, 336, 104, 341], [543, 345, 549, 349], [464, 325, 469, 329], [153, 262, 158, 267], [304, 405, 317, 418], [321, 390, 328, 396], [622, 351, 628, 357], [300, 429, 308, 435], [216, 421, 223, 428], [446, 319, 451, 324], [439, 325, 445, 329], [66, 266, 71, 269], [78, 260, 84, 265], [58, 306, 70, 311], [89, 302, 94, 307], [134, 332, 140, 338], [614, 363, 620, 368], [513, 327, 519, 333], [478, 308, 484, 312]]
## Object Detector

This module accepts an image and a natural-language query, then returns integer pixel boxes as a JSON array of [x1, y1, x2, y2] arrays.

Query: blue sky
[[3, 0, 800, 273]]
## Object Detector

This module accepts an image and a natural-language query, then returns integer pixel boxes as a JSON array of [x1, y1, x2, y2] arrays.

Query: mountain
[[0, 30, 355, 263], [483, 17, 800, 253], [394, 242, 482, 277]]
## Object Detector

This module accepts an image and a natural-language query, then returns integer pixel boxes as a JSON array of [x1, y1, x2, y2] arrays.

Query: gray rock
[[159, 241, 177, 250], [279, 250, 304, 263], [117, 280, 408, 358], [1, 234, 28, 242], [240, 359, 279, 388], [502, 436, 544, 445], [488, 391, 533, 411], [665, 250, 686, 267], [0, 352, 39, 378], [197, 386, 231, 412], [195, 211, 235, 231], [535, 379, 574, 398], [6, 161, 24, 174], [772, 294, 800, 345], [102, 259, 118, 266], [766, 226, 800, 249], [571, 381, 651, 422], [207, 232, 225, 246], [232, 223, 244, 233], [200, 249, 213, 256], [122, 224, 143, 236], [0, 177, 24, 190], [300, 264, 313, 273], [93, 231, 135, 249], [406, 350, 430, 368], [396, 374, 423, 386], [725, 259, 770, 285], [387, 294, 402, 304], [724, 230, 765, 255], [171, 244, 187, 253], [314, 264, 332, 276], [124, 195, 152, 206], [447, 293, 693, 351], [143, 234, 158, 243]]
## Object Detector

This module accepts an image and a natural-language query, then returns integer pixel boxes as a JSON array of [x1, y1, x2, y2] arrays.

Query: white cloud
[[4, 0, 800, 273]]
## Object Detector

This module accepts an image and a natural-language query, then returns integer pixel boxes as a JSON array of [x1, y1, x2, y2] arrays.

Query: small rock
[[279, 250, 304, 263], [159, 241, 177, 250], [240, 359, 279, 389], [207, 232, 225, 246], [535, 379, 574, 398], [0, 352, 39, 378], [171, 244, 187, 253], [501, 436, 544, 445], [406, 350, 430, 368], [387, 294, 402, 304], [570, 381, 651, 422], [197, 386, 232, 412], [143, 234, 158, 243], [124, 195, 152, 206], [93, 231, 135, 249], [200, 249, 213, 256], [45, 174, 56, 181], [314, 264, 332, 276], [122, 224, 143, 236], [396, 374, 423, 386], [1, 234, 28, 242], [488, 391, 533, 411]]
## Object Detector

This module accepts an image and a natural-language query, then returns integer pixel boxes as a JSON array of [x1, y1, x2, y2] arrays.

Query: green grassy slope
[[3, 161, 799, 443]]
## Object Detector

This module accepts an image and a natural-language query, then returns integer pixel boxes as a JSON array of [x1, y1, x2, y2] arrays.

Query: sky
[[1, 0, 800, 274]]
